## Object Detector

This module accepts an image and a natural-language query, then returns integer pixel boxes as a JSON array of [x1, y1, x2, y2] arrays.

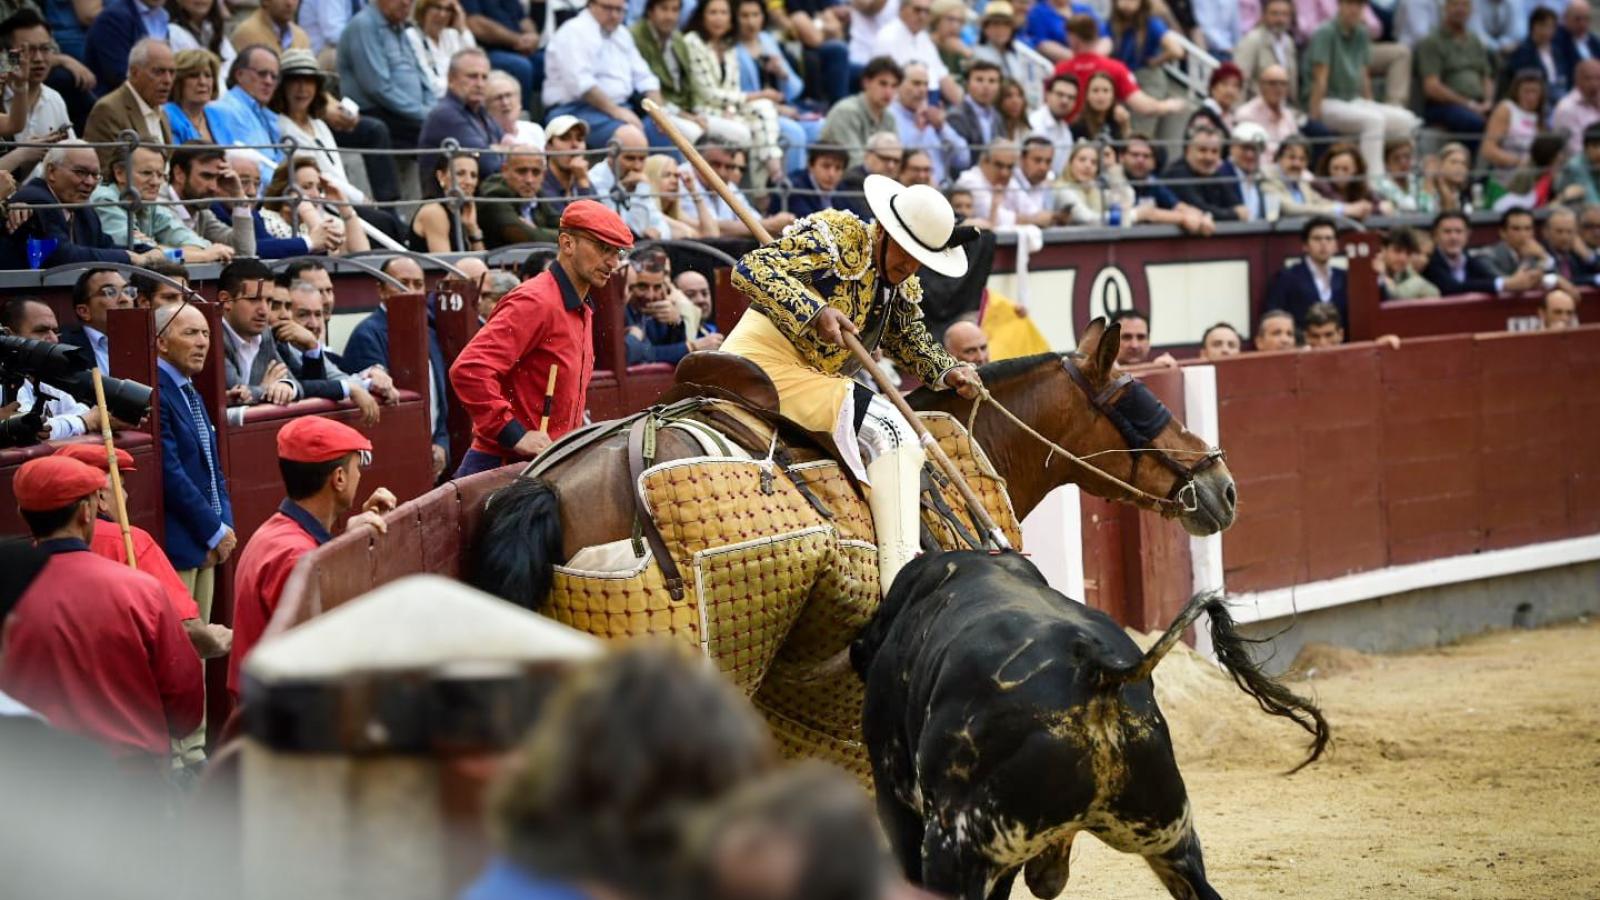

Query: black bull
[[851, 551, 1330, 900]]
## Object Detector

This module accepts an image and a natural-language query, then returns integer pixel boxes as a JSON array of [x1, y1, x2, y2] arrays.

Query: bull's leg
[[919, 820, 996, 900], [1143, 827, 1223, 900], [1023, 832, 1076, 898]]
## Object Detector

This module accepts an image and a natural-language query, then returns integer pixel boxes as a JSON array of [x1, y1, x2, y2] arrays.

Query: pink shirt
[[1552, 90, 1600, 158], [1233, 97, 1302, 157]]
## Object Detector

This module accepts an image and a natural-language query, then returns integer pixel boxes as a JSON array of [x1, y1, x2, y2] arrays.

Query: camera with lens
[[0, 332, 153, 448]]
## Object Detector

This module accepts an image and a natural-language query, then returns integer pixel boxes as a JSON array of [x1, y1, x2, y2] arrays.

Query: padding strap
[[627, 414, 685, 600]]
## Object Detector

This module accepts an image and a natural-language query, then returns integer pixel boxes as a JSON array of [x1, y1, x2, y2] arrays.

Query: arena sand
[[1009, 619, 1600, 899]]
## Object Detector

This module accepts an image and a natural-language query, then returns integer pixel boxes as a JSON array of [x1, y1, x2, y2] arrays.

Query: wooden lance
[[91, 368, 137, 568]]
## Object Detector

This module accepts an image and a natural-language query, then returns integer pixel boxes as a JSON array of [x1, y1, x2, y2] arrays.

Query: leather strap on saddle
[[627, 413, 686, 600]]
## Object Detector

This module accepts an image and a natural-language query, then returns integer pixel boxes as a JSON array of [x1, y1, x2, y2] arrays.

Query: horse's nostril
[[1224, 483, 1237, 511]]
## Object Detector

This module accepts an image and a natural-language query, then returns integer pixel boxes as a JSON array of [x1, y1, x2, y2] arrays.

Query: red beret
[[1210, 62, 1243, 90], [54, 443, 136, 473], [276, 416, 373, 464], [14, 456, 107, 512], [560, 199, 634, 249]]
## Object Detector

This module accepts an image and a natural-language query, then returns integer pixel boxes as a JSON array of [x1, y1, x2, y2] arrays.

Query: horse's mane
[[906, 352, 1066, 405]]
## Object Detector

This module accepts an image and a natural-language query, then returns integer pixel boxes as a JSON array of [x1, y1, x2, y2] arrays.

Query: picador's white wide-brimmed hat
[[863, 174, 970, 278]]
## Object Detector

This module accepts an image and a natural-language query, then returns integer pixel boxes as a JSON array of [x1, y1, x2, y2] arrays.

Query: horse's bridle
[[1062, 355, 1226, 517]]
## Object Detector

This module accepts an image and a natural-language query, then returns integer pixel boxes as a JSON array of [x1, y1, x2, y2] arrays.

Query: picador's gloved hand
[[944, 365, 983, 399]]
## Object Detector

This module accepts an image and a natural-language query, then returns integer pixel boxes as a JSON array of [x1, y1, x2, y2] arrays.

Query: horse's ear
[[1077, 318, 1107, 358], [1095, 321, 1122, 376]]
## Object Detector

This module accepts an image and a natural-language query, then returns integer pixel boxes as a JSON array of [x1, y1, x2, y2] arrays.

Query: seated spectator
[[784, 144, 848, 217], [1372, 137, 1434, 214], [1015, 135, 1068, 224], [590, 126, 658, 239], [900, 148, 935, 186], [130, 257, 192, 307], [729, 0, 812, 179], [890, 61, 971, 187], [409, 0, 480, 101], [1234, 0, 1298, 97], [1254, 308, 1296, 351], [1507, 8, 1563, 104], [1377, 225, 1443, 300], [1538, 288, 1580, 329], [1187, 61, 1242, 137], [0, 9, 76, 165], [1106, 0, 1185, 72], [166, 146, 266, 258], [479, 269, 519, 323], [217, 258, 302, 406], [1553, 60, 1600, 159], [82, 0, 172, 92], [675, 269, 717, 331], [872, 0, 963, 105], [630, 0, 731, 148], [259, 155, 372, 255], [681, 136, 795, 237], [948, 187, 977, 222], [84, 38, 175, 174], [1494, 131, 1581, 210], [624, 254, 721, 365], [1224, 123, 1271, 220], [1554, 0, 1600, 90], [60, 269, 132, 373], [1424, 210, 1543, 295], [478, 145, 554, 246], [930, 0, 974, 87], [1483, 69, 1548, 191], [1479, 206, 1552, 277], [338, 0, 436, 148], [954, 139, 1037, 229], [1194, 0, 1241, 58], [1263, 135, 1343, 217], [411, 154, 486, 252], [1110, 308, 1176, 367], [0, 298, 98, 440], [1423, 141, 1474, 212], [1198, 321, 1242, 360], [1072, 71, 1131, 144], [273, 50, 375, 208], [1305, 0, 1420, 176], [1561, 123, 1600, 203], [942, 320, 989, 364], [1542, 206, 1600, 286], [542, 0, 671, 149], [766, 0, 850, 109], [485, 69, 548, 149], [231, 0, 310, 53], [1302, 301, 1345, 348], [820, 56, 902, 169], [1265, 216, 1348, 327], [1028, 74, 1079, 174], [974, 2, 1031, 89], [1232, 64, 1302, 158], [165, 48, 225, 144], [1, 142, 166, 269], [1054, 14, 1187, 121], [1026, 0, 1104, 63], [90, 146, 232, 263], [1296, 0, 1411, 106], [1313, 142, 1388, 218], [169, 0, 236, 66], [947, 60, 1003, 151], [1056, 141, 1131, 226], [418, 48, 505, 190], [638, 153, 713, 238], [209, 44, 288, 176], [1121, 133, 1215, 233], [540, 116, 598, 219], [343, 257, 451, 477], [1473, 0, 1524, 59], [271, 277, 384, 421], [1163, 125, 1246, 221], [1417, 0, 1496, 143]]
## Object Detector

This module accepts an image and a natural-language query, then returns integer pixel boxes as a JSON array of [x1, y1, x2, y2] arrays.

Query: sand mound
[[1126, 628, 1324, 771], [1284, 642, 1373, 680]]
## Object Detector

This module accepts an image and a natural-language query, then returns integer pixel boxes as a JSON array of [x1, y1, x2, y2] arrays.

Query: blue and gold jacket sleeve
[[881, 275, 961, 389]]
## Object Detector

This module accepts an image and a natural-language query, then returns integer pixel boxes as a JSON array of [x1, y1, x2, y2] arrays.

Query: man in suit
[[342, 256, 452, 480], [230, 0, 311, 55], [1555, 0, 1600, 90], [1478, 206, 1553, 277], [1423, 210, 1543, 296], [83, 38, 174, 174], [0, 142, 167, 270], [217, 258, 304, 407], [1263, 216, 1349, 328], [1541, 206, 1600, 287], [59, 268, 135, 374], [783, 145, 847, 217], [946, 60, 1003, 151], [153, 302, 236, 628], [82, 0, 167, 93]]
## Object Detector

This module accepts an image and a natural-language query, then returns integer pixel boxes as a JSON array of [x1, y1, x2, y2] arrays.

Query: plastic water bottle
[[166, 248, 184, 263], [1108, 202, 1122, 227]]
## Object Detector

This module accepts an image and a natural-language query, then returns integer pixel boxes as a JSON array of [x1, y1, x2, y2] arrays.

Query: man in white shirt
[[849, 0, 900, 67], [0, 10, 74, 182], [1027, 73, 1077, 173], [871, 0, 963, 105], [1010, 135, 1063, 225], [542, 0, 670, 148], [588, 124, 667, 238], [953, 140, 1033, 229], [0, 298, 100, 441], [680, 136, 794, 239]]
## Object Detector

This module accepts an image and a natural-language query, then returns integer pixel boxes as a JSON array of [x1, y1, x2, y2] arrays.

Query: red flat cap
[[54, 443, 137, 472], [14, 456, 107, 511], [277, 416, 373, 463], [560, 199, 634, 249]]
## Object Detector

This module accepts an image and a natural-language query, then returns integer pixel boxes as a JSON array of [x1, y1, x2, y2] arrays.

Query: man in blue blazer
[[782, 146, 848, 217], [1554, 3, 1600, 90], [82, 0, 162, 94], [154, 302, 236, 622], [1263, 216, 1349, 329], [1422, 210, 1544, 297], [341, 256, 451, 479], [0, 143, 166, 270]]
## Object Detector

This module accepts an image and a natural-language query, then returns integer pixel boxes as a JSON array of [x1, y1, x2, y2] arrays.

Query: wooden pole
[[538, 364, 558, 434], [640, 99, 1012, 551], [91, 368, 137, 568]]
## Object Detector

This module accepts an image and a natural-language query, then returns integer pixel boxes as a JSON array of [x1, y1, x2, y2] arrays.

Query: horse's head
[[1061, 318, 1237, 536]]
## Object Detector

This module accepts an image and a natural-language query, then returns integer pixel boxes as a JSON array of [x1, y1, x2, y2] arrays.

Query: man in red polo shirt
[[228, 417, 397, 702], [449, 199, 634, 477], [1054, 14, 1186, 121], [0, 456, 203, 765], [53, 443, 233, 661]]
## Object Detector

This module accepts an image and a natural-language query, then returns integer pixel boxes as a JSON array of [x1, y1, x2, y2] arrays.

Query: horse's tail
[[470, 477, 564, 612], [1103, 590, 1331, 774]]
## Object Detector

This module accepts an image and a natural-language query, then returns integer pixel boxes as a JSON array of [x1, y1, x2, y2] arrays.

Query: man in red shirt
[[53, 443, 233, 661], [1054, 14, 1186, 121], [228, 417, 396, 702], [0, 456, 203, 766], [449, 199, 634, 477]]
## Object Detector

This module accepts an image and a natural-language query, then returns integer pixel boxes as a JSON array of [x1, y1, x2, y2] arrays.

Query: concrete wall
[[1236, 561, 1600, 676]]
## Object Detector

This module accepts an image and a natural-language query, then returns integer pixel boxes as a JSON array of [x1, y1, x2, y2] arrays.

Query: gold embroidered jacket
[[730, 209, 960, 385]]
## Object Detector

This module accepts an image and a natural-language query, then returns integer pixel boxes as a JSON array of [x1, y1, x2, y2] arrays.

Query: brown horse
[[472, 317, 1236, 611]]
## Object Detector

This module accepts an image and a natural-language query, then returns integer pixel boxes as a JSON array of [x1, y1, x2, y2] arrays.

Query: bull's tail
[[1104, 590, 1331, 774], [470, 477, 564, 612]]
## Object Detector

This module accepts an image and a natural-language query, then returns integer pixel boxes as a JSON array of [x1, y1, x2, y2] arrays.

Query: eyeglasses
[[575, 231, 630, 262], [871, 152, 903, 167], [96, 285, 139, 300], [64, 164, 100, 181], [16, 42, 55, 57], [245, 67, 280, 82]]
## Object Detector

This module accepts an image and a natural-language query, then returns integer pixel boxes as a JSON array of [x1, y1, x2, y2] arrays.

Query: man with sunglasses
[[207, 44, 287, 176], [0, 141, 168, 269], [451, 199, 634, 476], [228, 415, 397, 703]]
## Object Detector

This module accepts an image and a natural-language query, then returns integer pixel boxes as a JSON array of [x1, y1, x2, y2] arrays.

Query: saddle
[[659, 351, 781, 413]]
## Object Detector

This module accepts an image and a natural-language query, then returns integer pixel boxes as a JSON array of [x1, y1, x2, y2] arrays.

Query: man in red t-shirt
[[1054, 14, 1187, 121], [228, 417, 396, 702]]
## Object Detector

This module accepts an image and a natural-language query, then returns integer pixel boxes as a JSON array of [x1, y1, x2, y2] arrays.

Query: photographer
[[1, 297, 101, 443]]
